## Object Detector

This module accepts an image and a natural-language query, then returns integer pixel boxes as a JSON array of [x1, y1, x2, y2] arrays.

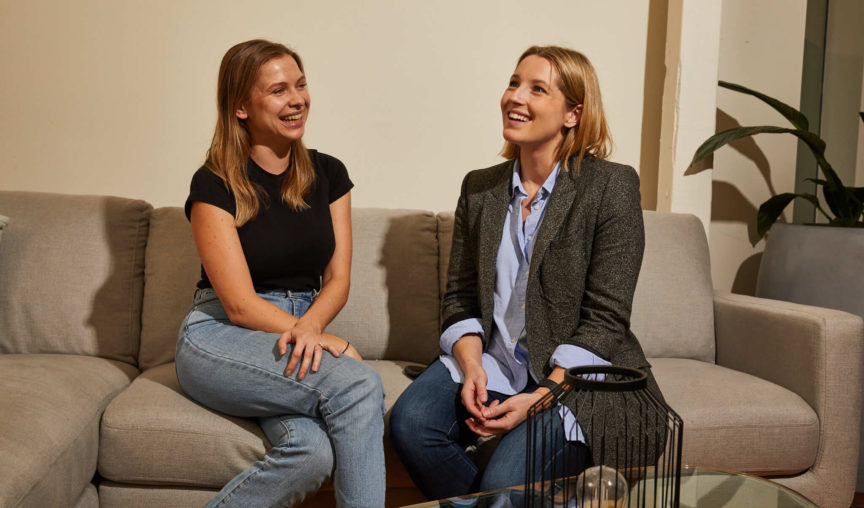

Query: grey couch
[[0, 190, 861, 508]]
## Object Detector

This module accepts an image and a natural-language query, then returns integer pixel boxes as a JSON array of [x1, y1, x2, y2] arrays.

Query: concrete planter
[[755, 222, 864, 489]]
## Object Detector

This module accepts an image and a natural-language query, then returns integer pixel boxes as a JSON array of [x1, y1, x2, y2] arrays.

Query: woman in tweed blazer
[[390, 46, 664, 500]]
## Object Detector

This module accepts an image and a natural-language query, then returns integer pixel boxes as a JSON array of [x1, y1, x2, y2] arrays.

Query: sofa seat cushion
[[100, 360, 421, 488], [650, 357, 819, 474], [0, 354, 138, 507]]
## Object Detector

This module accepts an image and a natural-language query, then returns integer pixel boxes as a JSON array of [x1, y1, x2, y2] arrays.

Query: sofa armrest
[[714, 290, 864, 507]]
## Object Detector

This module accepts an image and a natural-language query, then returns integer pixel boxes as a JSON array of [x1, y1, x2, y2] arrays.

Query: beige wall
[[0, 0, 650, 212], [710, 0, 807, 294]]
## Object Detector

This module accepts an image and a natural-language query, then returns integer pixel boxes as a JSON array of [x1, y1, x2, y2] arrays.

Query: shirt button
[[511, 337, 517, 343], [521, 304, 525, 310], [525, 270, 530, 276], [527, 235, 532, 240], [533, 205, 539, 210]]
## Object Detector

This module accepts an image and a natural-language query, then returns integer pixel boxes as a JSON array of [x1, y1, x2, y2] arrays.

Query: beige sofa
[[0, 189, 861, 508]]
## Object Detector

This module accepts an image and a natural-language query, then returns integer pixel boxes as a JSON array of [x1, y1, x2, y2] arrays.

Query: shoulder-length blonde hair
[[501, 45, 612, 173], [205, 39, 315, 226]]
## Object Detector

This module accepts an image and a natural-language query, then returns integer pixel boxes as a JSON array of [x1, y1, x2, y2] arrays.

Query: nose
[[508, 85, 528, 105], [287, 87, 306, 107]]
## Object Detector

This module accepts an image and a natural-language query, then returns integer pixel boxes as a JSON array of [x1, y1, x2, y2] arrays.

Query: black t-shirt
[[185, 150, 353, 291]]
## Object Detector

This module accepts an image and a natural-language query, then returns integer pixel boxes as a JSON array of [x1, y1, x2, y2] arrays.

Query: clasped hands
[[277, 319, 361, 379], [460, 365, 546, 437]]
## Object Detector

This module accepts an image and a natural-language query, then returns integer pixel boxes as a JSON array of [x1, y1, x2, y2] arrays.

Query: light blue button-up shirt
[[439, 161, 609, 441]]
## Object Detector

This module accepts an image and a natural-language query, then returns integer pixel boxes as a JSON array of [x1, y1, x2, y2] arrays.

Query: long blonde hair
[[501, 45, 612, 173], [205, 39, 315, 226]]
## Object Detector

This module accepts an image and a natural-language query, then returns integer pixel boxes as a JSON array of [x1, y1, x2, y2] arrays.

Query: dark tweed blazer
[[441, 155, 665, 467]]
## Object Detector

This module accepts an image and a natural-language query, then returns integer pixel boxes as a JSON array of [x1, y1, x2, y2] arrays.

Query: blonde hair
[[205, 39, 315, 226], [501, 45, 612, 173]]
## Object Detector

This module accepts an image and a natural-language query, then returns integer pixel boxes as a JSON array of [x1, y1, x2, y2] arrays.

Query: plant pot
[[755, 222, 864, 489], [756, 223, 864, 318]]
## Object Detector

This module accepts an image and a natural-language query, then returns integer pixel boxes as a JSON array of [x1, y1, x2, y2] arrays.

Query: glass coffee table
[[402, 466, 817, 507]]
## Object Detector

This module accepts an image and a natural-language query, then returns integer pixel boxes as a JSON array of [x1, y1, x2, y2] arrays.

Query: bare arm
[[190, 201, 299, 332], [279, 192, 361, 376]]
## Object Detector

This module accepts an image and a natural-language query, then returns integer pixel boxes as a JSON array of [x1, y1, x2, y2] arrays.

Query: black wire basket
[[525, 365, 683, 507]]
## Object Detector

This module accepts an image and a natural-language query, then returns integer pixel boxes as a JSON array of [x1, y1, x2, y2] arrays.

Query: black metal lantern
[[525, 365, 683, 507]]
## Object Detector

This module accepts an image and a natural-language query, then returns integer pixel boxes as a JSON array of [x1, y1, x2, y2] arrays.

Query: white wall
[[710, 0, 807, 294], [0, 0, 649, 212]]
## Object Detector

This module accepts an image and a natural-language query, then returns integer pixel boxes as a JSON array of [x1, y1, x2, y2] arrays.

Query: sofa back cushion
[[138, 208, 201, 371], [435, 210, 715, 362], [631, 211, 714, 361], [327, 209, 441, 364], [0, 191, 151, 364], [139, 207, 443, 368]]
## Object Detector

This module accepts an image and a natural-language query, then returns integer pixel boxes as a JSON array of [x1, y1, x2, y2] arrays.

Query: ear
[[236, 104, 248, 120], [564, 104, 582, 129]]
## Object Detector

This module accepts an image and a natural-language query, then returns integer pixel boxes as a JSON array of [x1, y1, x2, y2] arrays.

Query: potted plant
[[693, 81, 864, 490], [691, 81, 864, 237]]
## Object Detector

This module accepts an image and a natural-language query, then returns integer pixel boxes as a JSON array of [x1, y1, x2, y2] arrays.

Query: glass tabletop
[[402, 466, 817, 508]]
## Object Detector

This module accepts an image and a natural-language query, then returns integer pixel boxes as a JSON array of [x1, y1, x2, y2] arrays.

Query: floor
[[852, 493, 864, 508]]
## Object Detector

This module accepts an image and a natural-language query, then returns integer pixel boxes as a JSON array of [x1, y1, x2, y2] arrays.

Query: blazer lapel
[[477, 161, 513, 335], [530, 158, 583, 276]]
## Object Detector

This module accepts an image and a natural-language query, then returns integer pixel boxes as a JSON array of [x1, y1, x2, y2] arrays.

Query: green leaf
[[805, 178, 828, 185], [691, 126, 826, 165], [720, 81, 810, 131], [758, 193, 797, 237]]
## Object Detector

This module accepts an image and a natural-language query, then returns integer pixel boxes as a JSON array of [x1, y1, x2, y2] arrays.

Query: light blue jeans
[[175, 288, 386, 508]]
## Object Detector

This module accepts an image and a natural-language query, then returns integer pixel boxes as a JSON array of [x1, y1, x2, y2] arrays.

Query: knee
[[388, 391, 427, 451], [272, 436, 334, 481]]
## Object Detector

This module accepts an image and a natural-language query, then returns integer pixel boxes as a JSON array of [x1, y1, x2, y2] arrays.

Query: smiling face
[[500, 55, 581, 157], [236, 54, 309, 151]]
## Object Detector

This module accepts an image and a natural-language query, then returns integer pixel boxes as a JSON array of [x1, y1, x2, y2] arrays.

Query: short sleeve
[[185, 167, 236, 220], [314, 151, 354, 203]]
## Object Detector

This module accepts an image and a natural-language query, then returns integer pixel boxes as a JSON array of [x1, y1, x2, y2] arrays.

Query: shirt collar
[[511, 159, 561, 199]]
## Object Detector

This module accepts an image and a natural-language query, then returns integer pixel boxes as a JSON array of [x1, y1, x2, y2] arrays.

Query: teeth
[[508, 112, 529, 122], [281, 113, 302, 121]]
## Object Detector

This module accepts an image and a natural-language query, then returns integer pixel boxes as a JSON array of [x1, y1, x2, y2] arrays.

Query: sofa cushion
[[651, 357, 819, 474], [0, 354, 137, 507], [328, 209, 441, 364], [99, 360, 421, 488], [0, 214, 8, 241], [0, 191, 151, 363], [435, 210, 716, 362], [138, 208, 201, 371], [632, 212, 715, 362]]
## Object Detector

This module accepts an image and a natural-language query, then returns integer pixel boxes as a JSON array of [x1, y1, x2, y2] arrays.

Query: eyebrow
[[510, 73, 550, 86]]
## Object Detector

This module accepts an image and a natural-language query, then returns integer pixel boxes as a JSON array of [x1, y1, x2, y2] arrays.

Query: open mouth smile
[[280, 112, 303, 122], [507, 112, 530, 122]]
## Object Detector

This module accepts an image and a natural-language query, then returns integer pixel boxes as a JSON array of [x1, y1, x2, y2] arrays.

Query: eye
[[272, 87, 285, 95], [508, 79, 518, 88], [532, 85, 547, 94], [297, 81, 308, 89]]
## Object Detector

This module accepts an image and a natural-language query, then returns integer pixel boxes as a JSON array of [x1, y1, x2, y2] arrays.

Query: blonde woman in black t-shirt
[[175, 39, 385, 508]]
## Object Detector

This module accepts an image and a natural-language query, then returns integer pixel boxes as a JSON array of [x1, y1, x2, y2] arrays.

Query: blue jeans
[[175, 288, 386, 508], [389, 360, 589, 500]]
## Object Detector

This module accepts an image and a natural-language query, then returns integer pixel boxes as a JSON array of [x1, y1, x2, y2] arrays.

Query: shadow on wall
[[685, 108, 782, 296]]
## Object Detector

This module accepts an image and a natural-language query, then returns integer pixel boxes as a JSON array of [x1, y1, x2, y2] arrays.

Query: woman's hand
[[464, 391, 545, 437], [280, 322, 351, 379], [460, 363, 489, 420]]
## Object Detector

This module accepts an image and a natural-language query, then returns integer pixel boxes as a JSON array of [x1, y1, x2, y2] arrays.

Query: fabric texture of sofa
[[0, 189, 862, 508]]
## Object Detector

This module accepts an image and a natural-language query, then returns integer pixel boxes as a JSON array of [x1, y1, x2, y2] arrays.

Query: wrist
[[296, 317, 323, 335]]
